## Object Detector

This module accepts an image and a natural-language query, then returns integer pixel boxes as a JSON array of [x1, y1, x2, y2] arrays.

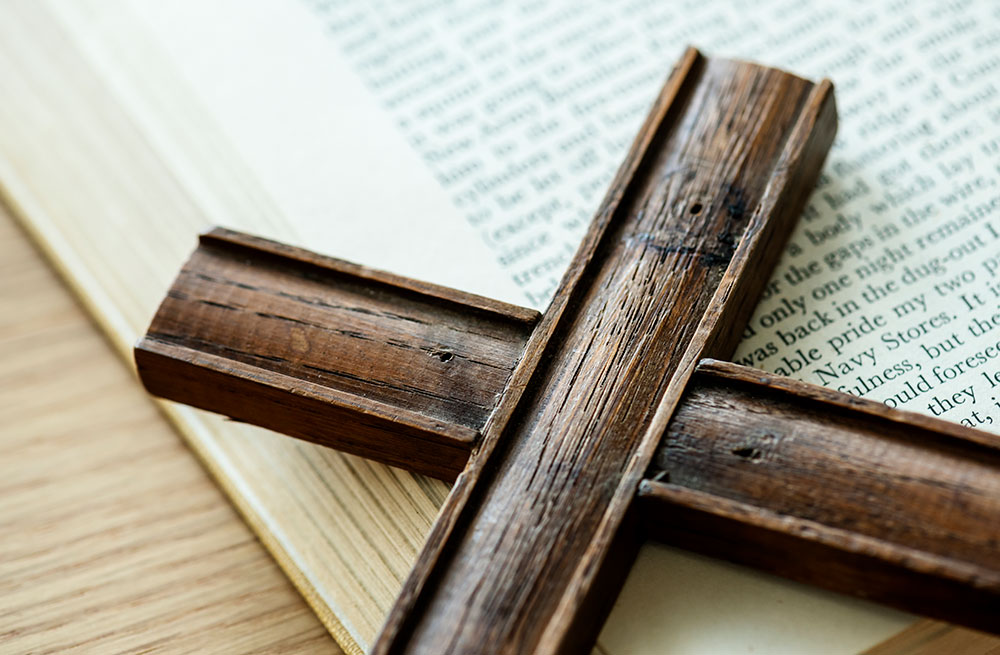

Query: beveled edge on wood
[[535, 61, 840, 655], [637, 481, 1000, 632], [369, 46, 712, 653], [201, 228, 541, 325], [135, 337, 479, 478], [638, 358, 1000, 633], [135, 227, 541, 480], [699, 358, 1000, 451]]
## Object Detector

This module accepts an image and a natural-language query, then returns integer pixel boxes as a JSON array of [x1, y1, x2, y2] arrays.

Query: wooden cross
[[135, 48, 1000, 652]]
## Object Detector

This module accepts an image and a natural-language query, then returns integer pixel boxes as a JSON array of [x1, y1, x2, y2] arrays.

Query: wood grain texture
[[642, 360, 1000, 632], [137, 228, 538, 480], [0, 209, 338, 655], [374, 50, 838, 654]]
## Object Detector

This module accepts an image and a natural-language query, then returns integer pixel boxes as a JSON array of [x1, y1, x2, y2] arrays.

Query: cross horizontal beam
[[135, 228, 538, 480], [641, 359, 1000, 633]]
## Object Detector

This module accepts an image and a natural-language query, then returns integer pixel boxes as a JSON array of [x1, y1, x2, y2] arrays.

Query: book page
[[74, 0, 527, 307], [37, 0, 997, 652]]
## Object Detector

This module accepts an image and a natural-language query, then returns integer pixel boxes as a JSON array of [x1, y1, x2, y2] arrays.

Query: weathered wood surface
[[123, 43, 1000, 652], [137, 48, 839, 653], [136, 229, 538, 480], [373, 49, 838, 653], [642, 359, 1000, 633]]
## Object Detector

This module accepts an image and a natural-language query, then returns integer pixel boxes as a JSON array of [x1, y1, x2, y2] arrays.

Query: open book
[[1, 0, 997, 652]]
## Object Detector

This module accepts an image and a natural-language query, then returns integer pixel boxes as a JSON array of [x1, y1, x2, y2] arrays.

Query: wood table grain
[[0, 208, 340, 654]]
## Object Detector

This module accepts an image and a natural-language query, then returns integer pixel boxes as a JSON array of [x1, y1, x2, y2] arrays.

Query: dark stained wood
[[135, 228, 539, 480], [135, 46, 1000, 653], [642, 358, 1000, 634], [373, 49, 838, 654]]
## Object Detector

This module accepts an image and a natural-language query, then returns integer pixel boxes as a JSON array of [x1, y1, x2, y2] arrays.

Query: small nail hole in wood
[[731, 445, 762, 461]]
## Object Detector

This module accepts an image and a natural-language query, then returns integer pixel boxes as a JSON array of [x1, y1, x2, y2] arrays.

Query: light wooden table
[[0, 207, 340, 654]]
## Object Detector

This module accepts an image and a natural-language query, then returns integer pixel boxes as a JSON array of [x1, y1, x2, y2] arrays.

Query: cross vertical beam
[[373, 50, 837, 653]]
